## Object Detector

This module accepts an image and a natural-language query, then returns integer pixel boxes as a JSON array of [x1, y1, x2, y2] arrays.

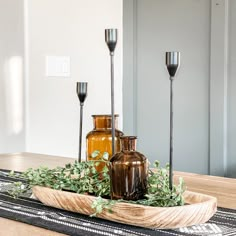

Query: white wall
[[26, 0, 123, 159], [0, 0, 25, 153]]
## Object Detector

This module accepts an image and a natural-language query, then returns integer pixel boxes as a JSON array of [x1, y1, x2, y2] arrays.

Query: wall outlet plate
[[46, 56, 70, 77]]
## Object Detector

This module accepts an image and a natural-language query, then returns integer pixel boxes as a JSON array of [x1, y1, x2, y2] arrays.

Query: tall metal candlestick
[[105, 28, 118, 156], [76, 82, 88, 162], [165, 52, 180, 191]]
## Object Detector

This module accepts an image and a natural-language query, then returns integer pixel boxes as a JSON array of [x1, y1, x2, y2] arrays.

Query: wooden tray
[[32, 186, 217, 229]]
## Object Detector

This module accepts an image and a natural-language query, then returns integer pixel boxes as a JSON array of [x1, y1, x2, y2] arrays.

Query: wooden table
[[0, 152, 236, 236]]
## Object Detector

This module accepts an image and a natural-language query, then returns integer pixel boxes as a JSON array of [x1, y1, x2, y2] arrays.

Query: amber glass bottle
[[109, 136, 148, 200], [86, 115, 123, 172]]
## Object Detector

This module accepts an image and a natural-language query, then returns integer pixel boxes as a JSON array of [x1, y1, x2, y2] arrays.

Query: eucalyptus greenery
[[133, 161, 185, 207], [4, 153, 185, 216], [8, 160, 110, 199]]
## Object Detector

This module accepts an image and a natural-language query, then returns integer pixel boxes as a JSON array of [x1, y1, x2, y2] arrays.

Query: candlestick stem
[[110, 53, 115, 155], [78, 103, 83, 162], [169, 77, 174, 191]]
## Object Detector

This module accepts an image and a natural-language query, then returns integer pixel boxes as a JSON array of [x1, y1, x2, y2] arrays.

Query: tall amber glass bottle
[[109, 136, 148, 200], [86, 115, 123, 172]]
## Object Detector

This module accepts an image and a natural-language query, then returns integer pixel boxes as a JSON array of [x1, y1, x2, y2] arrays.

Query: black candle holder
[[76, 82, 88, 162], [165, 52, 180, 191], [105, 28, 118, 156]]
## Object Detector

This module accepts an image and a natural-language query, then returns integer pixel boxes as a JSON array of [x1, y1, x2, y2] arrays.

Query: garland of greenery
[[4, 154, 185, 216]]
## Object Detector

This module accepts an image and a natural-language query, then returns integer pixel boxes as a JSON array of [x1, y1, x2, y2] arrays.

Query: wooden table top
[[0, 152, 236, 235]]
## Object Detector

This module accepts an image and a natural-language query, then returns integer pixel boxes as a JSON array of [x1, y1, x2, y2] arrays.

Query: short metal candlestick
[[165, 52, 180, 191], [76, 82, 88, 162], [105, 28, 118, 156]]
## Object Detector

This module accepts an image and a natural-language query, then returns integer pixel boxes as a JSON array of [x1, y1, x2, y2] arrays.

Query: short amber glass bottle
[[109, 136, 148, 200], [86, 115, 123, 172]]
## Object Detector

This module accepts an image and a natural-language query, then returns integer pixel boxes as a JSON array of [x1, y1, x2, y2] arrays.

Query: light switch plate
[[46, 56, 70, 77]]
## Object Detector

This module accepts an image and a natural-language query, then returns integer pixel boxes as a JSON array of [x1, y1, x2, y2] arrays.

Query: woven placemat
[[0, 170, 235, 236]]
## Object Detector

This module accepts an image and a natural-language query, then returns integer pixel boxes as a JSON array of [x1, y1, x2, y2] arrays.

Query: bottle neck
[[121, 136, 137, 151], [93, 115, 118, 130]]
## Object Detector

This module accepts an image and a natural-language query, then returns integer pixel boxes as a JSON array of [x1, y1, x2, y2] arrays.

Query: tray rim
[[32, 186, 217, 229]]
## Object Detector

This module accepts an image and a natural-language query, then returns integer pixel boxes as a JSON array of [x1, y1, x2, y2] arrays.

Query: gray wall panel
[[227, 0, 236, 178], [123, 0, 236, 176]]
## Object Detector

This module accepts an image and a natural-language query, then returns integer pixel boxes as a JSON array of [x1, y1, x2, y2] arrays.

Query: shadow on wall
[[3, 56, 24, 135]]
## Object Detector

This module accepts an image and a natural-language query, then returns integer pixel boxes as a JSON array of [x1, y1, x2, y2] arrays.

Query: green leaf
[[91, 150, 100, 158], [102, 152, 109, 161]]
